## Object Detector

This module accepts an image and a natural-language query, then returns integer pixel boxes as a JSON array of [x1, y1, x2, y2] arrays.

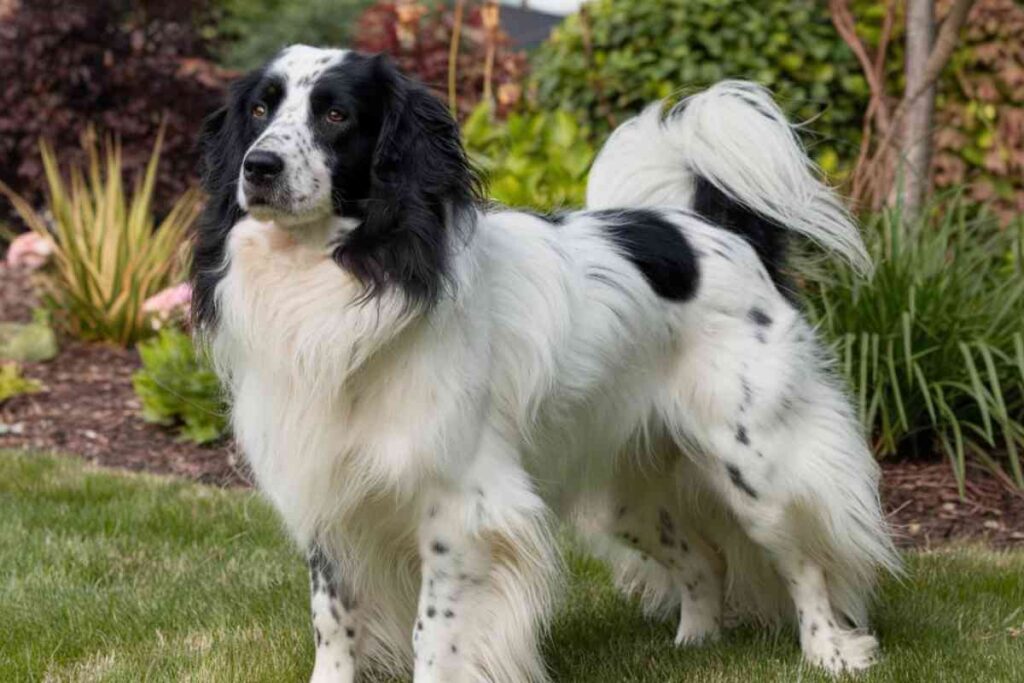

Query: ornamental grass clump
[[805, 197, 1024, 491], [0, 129, 200, 346]]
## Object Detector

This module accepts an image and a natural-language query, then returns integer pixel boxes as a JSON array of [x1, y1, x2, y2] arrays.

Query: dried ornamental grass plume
[[5, 231, 53, 270]]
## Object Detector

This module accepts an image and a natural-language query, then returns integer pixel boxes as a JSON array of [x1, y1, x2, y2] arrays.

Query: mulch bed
[[2, 264, 1023, 548], [0, 264, 247, 487]]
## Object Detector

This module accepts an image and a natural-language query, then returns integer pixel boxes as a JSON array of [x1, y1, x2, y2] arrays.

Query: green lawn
[[2, 450, 1022, 682]]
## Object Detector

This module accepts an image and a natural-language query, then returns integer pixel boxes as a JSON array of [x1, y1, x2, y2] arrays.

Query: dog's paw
[[803, 629, 878, 675], [674, 611, 722, 647]]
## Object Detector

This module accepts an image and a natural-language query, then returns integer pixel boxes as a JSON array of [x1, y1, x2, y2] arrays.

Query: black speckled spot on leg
[[726, 464, 758, 498]]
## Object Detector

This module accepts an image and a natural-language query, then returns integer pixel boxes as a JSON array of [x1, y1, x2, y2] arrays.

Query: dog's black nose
[[243, 150, 284, 184]]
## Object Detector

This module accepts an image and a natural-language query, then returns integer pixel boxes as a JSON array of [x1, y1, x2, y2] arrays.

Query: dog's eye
[[252, 103, 268, 119], [326, 108, 348, 124]]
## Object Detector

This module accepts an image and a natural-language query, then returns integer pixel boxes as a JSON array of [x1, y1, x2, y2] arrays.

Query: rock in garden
[[0, 321, 58, 362]]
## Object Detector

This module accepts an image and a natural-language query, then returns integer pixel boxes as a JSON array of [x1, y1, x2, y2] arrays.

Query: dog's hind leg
[[660, 296, 898, 674], [602, 459, 725, 646]]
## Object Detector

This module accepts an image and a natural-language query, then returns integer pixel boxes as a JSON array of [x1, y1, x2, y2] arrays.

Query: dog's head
[[194, 46, 480, 322]]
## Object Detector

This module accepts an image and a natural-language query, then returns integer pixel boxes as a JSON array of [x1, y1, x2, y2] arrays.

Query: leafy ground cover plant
[[805, 197, 1024, 490], [0, 130, 200, 346], [133, 327, 227, 445], [463, 104, 595, 211], [0, 363, 41, 405]]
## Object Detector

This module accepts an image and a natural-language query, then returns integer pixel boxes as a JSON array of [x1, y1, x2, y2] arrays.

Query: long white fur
[[211, 50, 897, 683], [586, 80, 873, 273]]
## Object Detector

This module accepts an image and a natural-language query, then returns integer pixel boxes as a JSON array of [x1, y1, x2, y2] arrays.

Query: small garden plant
[[133, 328, 228, 445], [0, 363, 40, 405]]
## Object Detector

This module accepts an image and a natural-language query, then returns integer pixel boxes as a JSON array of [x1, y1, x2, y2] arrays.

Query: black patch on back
[[595, 209, 700, 301], [692, 176, 794, 298]]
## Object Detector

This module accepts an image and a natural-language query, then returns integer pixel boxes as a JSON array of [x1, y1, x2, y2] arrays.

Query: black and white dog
[[193, 45, 898, 682]]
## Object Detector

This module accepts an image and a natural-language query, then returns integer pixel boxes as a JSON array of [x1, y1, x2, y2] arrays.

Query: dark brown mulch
[[882, 460, 1024, 550], [2, 265, 1023, 547], [0, 264, 246, 487], [0, 339, 247, 486]]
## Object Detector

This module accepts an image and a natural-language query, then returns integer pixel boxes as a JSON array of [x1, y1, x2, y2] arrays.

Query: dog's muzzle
[[242, 149, 286, 207]]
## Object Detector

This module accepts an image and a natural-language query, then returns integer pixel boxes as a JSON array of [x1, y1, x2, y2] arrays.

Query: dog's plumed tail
[[586, 80, 871, 275]]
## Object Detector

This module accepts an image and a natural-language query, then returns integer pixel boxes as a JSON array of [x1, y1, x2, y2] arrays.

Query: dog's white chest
[[212, 219, 469, 543]]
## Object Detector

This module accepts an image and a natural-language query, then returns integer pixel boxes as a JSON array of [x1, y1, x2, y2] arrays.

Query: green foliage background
[[463, 104, 595, 211], [530, 0, 869, 175], [804, 200, 1024, 490], [210, 0, 373, 70]]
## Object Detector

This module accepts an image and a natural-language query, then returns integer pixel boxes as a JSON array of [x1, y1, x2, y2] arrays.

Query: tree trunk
[[901, 0, 937, 216]]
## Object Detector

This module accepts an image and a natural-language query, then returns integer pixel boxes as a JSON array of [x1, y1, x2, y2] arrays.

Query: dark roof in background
[[498, 6, 562, 48]]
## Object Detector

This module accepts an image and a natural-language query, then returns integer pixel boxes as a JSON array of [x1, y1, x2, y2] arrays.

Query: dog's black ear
[[191, 69, 262, 329], [334, 55, 481, 307], [197, 106, 229, 193]]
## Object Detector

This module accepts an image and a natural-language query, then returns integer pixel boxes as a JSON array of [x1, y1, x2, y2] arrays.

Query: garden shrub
[[211, 0, 373, 70], [355, 1, 529, 119], [463, 104, 594, 211], [804, 199, 1024, 491], [530, 0, 868, 174], [133, 327, 228, 445], [0, 0, 227, 223], [0, 130, 200, 346]]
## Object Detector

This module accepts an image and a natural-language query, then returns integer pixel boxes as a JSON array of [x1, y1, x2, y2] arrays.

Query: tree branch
[[859, 0, 978, 201]]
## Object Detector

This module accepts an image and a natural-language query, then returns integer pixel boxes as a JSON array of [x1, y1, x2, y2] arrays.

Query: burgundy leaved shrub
[[0, 0, 230, 223]]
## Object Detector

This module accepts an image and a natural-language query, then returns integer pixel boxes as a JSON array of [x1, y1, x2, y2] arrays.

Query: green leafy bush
[[531, 0, 867, 174], [463, 104, 594, 211], [212, 0, 372, 70], [805, 199, 1024, 490], [132, 328, 227, 445]]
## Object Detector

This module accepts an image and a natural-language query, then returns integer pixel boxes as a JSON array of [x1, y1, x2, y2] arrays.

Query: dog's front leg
[[308, 544, 360, 683], [411, 495, 491, 683], [412, 431, 556, 683]]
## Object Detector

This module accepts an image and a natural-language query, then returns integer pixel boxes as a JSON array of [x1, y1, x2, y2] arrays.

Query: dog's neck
[[250, 212, 361, 253]]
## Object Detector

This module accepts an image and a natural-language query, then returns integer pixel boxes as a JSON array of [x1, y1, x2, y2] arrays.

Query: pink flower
[[142, 282, 192, 327], [5, 232, 53, 270]]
